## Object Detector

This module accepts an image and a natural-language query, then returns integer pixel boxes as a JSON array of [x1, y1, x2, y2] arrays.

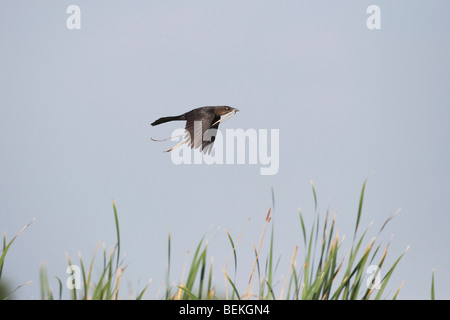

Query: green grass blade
[[54, 276, 63, 300], [431, 270, 435, 300], [182, 238, 207, 300], [265, 279, 276, 300], [91, 252, 114, 299], [223, 270, 241, 300], [112, 200, 120, 271], [349, 240, 375, 300], [177, 285, 199, 300], [298, 209, 307, 246], [355, 178, 369, 237], [207, 258, 214, 299], [266, 222, 275, 299], [136, 280, 151, 300], [0, 219, 35, 280], [78, 254, 88, 299], [165, 231, 172, 300], [2, 280, 33, 300], [197, 250, 207, 299], [374, 246, 408, 300], [226, 231, 238, 281], [311, 181, 318, 212], [39, 264, 51, 300]]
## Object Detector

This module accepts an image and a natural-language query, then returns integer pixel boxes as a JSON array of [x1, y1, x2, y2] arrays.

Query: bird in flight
[[151, 106, 239, 154]]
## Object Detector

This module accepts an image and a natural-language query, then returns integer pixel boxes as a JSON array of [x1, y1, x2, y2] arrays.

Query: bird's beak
[[233, 108, 239, 112]]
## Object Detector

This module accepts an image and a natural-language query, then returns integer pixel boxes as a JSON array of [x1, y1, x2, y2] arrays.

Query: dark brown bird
[[151, 106, 239, 154]]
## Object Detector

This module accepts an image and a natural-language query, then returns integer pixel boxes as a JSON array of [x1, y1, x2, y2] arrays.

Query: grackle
[[151, 106, 239, 154]]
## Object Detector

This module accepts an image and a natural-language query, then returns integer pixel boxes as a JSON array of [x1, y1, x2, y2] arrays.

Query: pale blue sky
[[1, 1, 449, 299]]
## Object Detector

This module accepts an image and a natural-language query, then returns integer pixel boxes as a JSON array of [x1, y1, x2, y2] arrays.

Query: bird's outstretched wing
[[184, 113, 220, 154]]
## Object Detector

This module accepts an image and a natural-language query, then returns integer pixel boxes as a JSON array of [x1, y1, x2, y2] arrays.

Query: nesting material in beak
[[211, 110, 238, 127]]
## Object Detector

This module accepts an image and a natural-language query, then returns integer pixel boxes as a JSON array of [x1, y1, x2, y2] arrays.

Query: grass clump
[[1, 180, 437, 299], [38, 200, 150, 300], [168, 179, 410, 300]]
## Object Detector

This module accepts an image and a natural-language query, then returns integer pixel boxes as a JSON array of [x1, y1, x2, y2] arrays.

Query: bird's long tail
[[151, 115, 185, 126]]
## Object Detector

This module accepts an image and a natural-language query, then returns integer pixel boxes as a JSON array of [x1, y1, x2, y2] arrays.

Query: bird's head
[[215, 106, 239, 116]]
